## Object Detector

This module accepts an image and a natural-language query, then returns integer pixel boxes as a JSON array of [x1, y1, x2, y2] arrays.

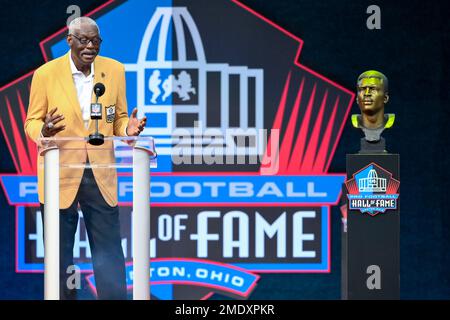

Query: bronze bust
[[352, 70, 395, 142]]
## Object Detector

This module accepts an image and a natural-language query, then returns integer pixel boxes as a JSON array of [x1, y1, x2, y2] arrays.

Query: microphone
[[94, 82, 105, 98], [88, 83, 106, 146]]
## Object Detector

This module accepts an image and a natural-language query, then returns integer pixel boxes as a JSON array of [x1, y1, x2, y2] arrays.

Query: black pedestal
[[342, 152, 400, 299]]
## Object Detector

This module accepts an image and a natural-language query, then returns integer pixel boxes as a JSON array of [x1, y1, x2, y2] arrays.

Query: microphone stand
[[88, 92, 105, 146]]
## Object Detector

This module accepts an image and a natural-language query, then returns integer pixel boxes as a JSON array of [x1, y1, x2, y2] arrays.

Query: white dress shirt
[[69, 51, 129, 135], [69, 51, 94, 129]]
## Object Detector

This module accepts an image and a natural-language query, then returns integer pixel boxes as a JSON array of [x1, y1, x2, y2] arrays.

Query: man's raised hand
[[41, 108, 66, 137], [126, 108, 147, 136]]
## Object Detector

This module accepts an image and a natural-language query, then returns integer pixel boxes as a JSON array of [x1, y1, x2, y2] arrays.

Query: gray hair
[[68, 17, 100, 35]]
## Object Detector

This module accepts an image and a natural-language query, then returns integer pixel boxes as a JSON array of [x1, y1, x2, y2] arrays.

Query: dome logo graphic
[[125, 6, 264, 159], [0, 0, 355, 299]]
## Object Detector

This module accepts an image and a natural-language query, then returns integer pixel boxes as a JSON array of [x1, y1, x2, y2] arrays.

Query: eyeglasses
[[69, 34, 102, 46]]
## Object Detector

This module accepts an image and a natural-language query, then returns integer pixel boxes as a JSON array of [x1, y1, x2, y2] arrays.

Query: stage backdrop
[[0, 0, 449, 299]]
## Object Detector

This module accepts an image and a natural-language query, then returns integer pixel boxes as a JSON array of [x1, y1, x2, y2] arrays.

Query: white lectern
[[38, 136, 156, 300]]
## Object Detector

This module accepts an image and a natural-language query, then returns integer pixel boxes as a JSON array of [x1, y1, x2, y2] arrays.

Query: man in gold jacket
[[24, 17, 146, 300]]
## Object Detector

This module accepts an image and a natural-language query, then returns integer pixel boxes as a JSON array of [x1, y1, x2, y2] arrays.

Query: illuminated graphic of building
[[358, 169, 386, 192], [124, 7, 264, 156]]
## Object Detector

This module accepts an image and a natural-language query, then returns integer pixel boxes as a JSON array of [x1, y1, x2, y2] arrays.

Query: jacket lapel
[[57, 53, 85, 128]]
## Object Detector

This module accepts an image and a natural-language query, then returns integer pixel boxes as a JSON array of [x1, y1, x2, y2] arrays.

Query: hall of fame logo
[[345, 162, 400, 216]]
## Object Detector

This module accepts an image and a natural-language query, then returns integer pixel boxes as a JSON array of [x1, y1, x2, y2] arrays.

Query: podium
[[38, 136, 157, 300], [342, 139, 400, 299]]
